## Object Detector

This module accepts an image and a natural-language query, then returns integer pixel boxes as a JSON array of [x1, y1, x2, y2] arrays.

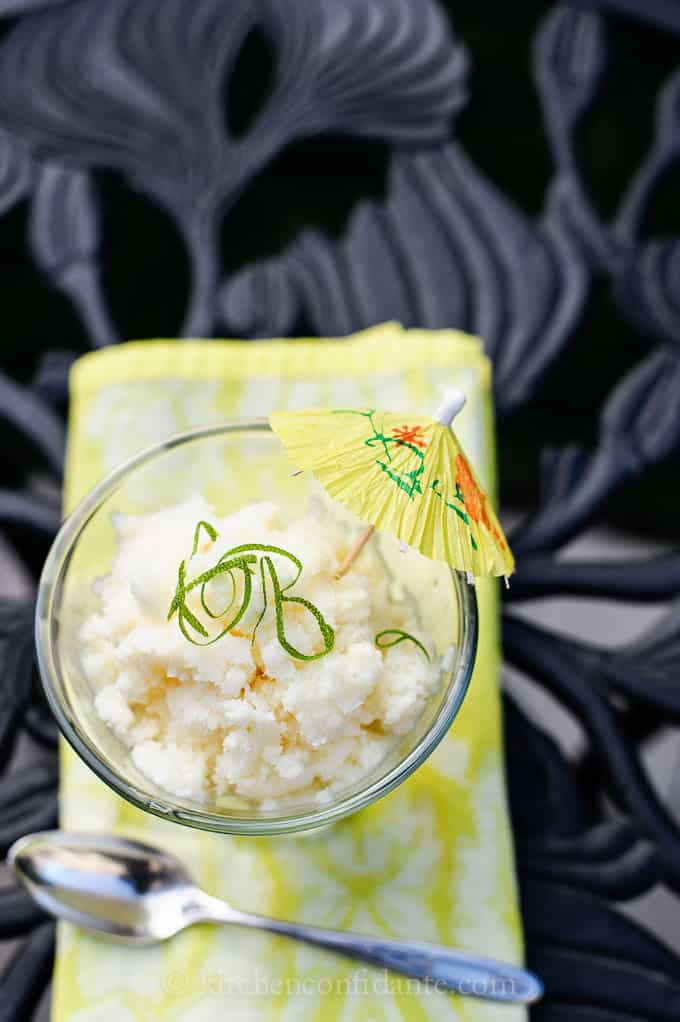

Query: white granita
[[83, 496, 441, 807]]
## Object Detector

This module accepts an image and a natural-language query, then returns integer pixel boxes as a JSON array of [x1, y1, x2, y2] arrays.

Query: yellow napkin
[[55, 323, 524, 1022]]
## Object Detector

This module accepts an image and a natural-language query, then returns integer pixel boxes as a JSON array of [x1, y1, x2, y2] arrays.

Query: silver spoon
[[9, 831, 542, 1005]]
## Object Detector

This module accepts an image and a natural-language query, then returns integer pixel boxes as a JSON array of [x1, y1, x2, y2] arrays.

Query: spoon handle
[[205, 899, 542, 1004]]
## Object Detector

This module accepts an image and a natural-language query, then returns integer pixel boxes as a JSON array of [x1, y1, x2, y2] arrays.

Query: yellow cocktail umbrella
[[270, 389, 514, 581]]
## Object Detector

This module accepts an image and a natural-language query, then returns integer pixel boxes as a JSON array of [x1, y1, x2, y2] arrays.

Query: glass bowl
[[36, 422, 478, 835]]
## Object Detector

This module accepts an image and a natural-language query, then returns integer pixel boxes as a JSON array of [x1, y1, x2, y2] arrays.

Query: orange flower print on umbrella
[[391, 424, 427, 449], [455, 453, 506, 551]]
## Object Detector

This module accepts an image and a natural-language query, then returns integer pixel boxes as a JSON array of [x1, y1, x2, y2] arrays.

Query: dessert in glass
[[36, 422, 477, 834]]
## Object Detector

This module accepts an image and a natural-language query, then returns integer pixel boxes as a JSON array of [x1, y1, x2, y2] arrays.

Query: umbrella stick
[[336, 524, 375, 579]]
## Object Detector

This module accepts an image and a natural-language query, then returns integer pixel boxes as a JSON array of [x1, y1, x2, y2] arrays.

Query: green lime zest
[[168, 527, 334, 660], [169, 554, 256, 646], [191, 519, 218, 557], [258, 554, 335, 662], [374, 628, 431, 662]]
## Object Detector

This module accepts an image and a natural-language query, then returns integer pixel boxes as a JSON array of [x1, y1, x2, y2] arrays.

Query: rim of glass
[[36, 420, 478, 835]]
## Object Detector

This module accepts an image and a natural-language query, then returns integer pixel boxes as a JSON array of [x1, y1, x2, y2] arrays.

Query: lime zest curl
[[374, 628, 431, 662], [258, 554, 335, 662], [191, 519, 218, 557], [168, 525, 335, 661], [169, 554, 256, 646]]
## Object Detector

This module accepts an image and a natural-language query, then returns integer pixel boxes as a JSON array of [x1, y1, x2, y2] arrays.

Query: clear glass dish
[[36, 422, 478, 835]]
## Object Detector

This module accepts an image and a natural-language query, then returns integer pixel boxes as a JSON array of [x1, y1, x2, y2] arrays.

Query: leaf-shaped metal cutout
[[0, 0, 463, 334], [534, 6, 609, 130], [514, 348, 680, 554], [219, 142, 590, 413], [29, 165, 118, 347], [616, 240, 680, 347], [606, 603, 680, 717], [601, 347, 680, 468], [0, 369, 65, 475], [504, 613, 680, 893], [0, 127, 31, 217], [616, 70, 680, 245]]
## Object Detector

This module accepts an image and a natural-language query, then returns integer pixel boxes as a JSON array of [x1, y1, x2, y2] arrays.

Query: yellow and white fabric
[[54, 322, 524, 1022]]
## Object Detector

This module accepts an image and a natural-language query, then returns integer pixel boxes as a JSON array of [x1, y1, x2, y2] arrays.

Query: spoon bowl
[[9, 831, 209, 944]]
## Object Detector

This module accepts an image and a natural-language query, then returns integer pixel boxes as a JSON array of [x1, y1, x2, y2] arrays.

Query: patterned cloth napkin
[[54, 323, 524, 1022]]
